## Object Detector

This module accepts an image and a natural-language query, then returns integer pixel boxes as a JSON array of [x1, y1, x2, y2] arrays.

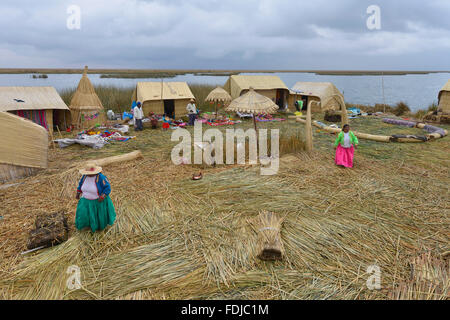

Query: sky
[[1, 0, 449, 70]]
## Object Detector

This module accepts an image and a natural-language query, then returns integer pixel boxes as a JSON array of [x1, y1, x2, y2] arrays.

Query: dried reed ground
[[0, 116, 448, 299]]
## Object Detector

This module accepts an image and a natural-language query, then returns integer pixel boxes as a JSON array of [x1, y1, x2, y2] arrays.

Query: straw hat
[[190, 98, 195, 102], [79, 162, 102, 175]]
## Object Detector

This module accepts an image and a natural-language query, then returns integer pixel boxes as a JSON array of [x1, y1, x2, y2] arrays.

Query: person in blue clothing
[[75, 162, 116, 232]]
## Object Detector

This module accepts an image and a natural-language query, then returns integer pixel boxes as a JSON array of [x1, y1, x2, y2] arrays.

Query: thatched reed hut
[[69, 66, 105, 129], [0, 86, 70, 135], [131, 82, 194, 118], [224, 75, 290, 110], [0, 111, 48, 183], [438, 80, 450, 113], [289, 82, 345, 113]]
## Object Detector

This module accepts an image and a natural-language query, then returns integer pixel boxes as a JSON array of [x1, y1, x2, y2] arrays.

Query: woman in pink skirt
[[334, 124, 359, 168]]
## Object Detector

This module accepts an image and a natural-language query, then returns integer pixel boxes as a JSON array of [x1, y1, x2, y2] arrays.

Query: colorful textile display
[[55, 126, 135, 149], [171, 120, 186, 128], [255, 113, 286, 122], [14, 110, 48, 130], [207, 119, 236, 126], [82, 112, 99, 121]]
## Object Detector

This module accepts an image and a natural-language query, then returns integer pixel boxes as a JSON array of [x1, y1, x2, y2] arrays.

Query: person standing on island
[[334, 124, 358, 168], [75, 162, 116, 232], [186, 99, 197, 126], [133, 101, 144, 131]]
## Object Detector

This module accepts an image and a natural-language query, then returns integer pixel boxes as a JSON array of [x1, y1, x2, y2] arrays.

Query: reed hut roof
[[205, 87, 232, 102], [134, 82, 194, 103], [69, 66, 104, 111], [291, 82, 345, 110], [0, 87, 69, 112], [224, 75, 288, 98], [225, 88, 279, 114], [0, 111, 48, 169]]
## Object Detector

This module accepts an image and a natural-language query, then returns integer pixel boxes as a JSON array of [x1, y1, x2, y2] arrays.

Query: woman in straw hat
[[75, 162, 116, 232], [186, 98, 197, 126]]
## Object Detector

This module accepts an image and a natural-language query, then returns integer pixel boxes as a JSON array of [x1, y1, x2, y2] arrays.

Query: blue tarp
[[123, 111, 133, 120]]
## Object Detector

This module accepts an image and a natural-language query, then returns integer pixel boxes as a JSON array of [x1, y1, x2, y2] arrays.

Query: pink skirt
[[335, 145, 354, 168]]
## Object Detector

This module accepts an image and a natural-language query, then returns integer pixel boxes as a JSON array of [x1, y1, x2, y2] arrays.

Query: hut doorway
[[53, 109, 68, 131], [276, 89, 285, 109], [301, 96, 308, 111], [164, 99, 175, 118]]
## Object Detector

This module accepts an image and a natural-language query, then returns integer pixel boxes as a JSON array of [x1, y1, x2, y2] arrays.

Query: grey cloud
[[0, 0, 449, 69]]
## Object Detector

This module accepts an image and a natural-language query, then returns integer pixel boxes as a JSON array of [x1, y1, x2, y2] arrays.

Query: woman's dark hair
[[342, 124, 350, 130]]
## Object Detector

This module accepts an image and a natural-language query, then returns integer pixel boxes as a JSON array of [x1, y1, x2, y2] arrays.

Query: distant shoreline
[[0, 68, 449, 77]]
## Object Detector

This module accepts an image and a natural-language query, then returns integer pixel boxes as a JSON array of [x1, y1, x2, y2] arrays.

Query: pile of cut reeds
[[1, 118, 449, 300]]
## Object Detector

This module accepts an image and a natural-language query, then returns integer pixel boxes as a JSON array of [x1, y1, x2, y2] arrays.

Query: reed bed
[[0, 117, 449, 300]]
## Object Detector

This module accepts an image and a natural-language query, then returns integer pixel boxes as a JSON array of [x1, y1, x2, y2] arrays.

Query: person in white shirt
[[186, 99, 197, 126], [133, 101, 144, 131]]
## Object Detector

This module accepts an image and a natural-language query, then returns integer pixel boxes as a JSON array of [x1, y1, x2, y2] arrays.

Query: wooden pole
[[253, 113, 258, 131], [89, 150, 143, 167], [296, 118, 391, 142], [305, 101, 313, 153], [161, 78, 164, 115], [76, 111, 80, 130], [215, 101, 218, 119], [49, 128, 56, 150], [339, 96, 349, 128], [253, 113, 259, 152], [382, 71, 386, 113], [56, 125, 63, 140]]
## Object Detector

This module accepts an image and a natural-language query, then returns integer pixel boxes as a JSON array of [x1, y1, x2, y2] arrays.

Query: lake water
[[1, 72, 449, 111]]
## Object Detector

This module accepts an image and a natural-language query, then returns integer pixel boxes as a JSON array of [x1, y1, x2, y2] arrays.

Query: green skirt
[[75, 196, 116, 232]]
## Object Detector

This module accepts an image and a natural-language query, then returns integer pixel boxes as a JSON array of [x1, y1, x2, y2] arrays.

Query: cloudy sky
[[1, 0, 449, 70]]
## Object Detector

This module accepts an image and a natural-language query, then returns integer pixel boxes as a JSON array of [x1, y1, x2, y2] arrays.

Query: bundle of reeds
[[389, 251, 449, 300], [254, 211, 284, 261], [26, 211, 69, 250], [324, 110, 342, 123]]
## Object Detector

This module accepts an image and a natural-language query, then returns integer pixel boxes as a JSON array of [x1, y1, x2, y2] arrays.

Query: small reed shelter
[[289, 82, 346, 113], [424, 80, 450, 123], [131, 81, 195, 118], [0, 111, 48, 183], [69, 66, 105, 129], [438, 80, 450, 113], [0, 86, 70, 135], [224, 75, 290, 110]]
